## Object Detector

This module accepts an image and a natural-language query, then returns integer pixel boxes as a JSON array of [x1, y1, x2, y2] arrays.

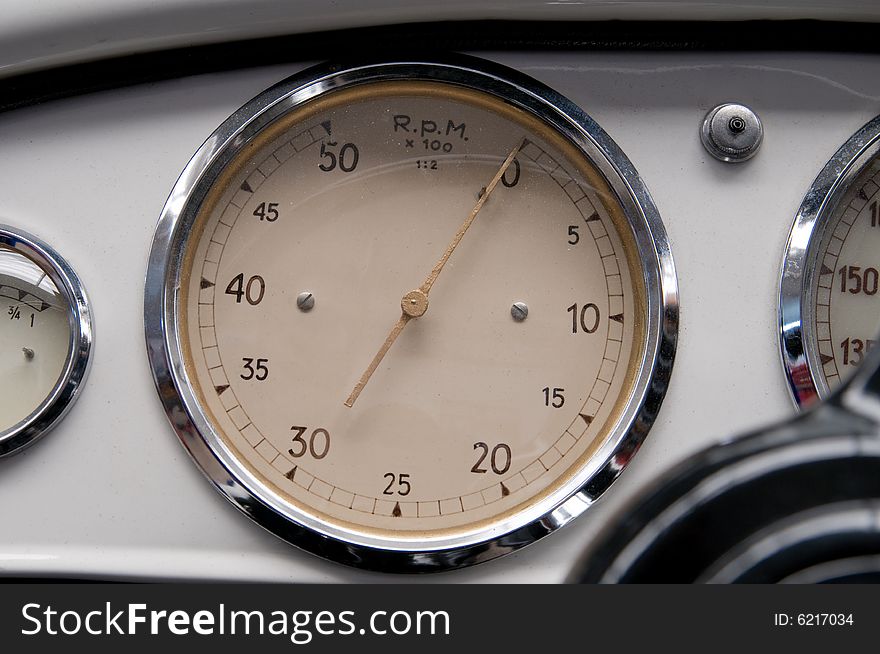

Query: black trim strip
[[1, 20, 878, 113]]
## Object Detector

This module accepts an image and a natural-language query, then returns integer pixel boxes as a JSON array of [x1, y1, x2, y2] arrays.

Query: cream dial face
[[0, 247, 70, 430], [808, 158, 880, 394], [180, 82, 647, 541]]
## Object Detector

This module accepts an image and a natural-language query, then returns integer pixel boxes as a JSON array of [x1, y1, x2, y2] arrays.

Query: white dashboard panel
[[1, 51, 879, 581]]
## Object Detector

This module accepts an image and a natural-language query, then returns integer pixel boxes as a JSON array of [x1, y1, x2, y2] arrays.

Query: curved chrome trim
[[0, 224, 93, 457], [144, 55, 678, 572], [779, 114, 880, 408]]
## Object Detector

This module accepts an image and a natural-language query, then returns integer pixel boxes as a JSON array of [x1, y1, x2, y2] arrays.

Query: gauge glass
[[147, 61, 677, 569], [0, 247, 70, 428]]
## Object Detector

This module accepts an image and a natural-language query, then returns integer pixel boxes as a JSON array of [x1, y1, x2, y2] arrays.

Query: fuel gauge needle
[[344, 137, 526, 408]]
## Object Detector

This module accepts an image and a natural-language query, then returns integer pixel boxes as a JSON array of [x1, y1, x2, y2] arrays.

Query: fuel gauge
[[0, 225, 92, 457]]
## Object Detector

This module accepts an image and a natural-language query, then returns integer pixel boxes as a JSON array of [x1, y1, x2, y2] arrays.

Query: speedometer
[[145, 57, 678, 571], [781, 115, 880, 407]]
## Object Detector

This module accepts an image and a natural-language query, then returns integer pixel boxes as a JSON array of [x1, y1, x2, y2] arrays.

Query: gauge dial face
[[150, 61, 677, 568], [0, 246, 70, 429], [806, 157, 880, 394]]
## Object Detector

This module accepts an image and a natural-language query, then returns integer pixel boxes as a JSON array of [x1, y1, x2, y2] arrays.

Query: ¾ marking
[[392, 502, 402, 518], [201, 278, 215, 290], [215, 384, 229, 395], [610, 313, 624, 323], [820, 353, 834, 365], [579, 413, 593, 425], [240, 180, 254, 193]]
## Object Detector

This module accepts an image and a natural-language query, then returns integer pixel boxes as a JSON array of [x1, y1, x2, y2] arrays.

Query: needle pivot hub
[[401, 289, 429, 318]]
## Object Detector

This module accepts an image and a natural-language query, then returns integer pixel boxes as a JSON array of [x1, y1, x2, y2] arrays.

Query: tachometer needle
[[344, 137, 526, 408]]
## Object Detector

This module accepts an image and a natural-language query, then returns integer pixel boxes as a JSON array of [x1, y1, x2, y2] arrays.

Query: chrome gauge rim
[[780, 114, 880, 408], [144, 56, 678, 571], [0, 224, 93, 457]]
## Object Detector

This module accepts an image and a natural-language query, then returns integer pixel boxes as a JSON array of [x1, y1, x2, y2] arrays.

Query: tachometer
[[145, 57, 678, 571]]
